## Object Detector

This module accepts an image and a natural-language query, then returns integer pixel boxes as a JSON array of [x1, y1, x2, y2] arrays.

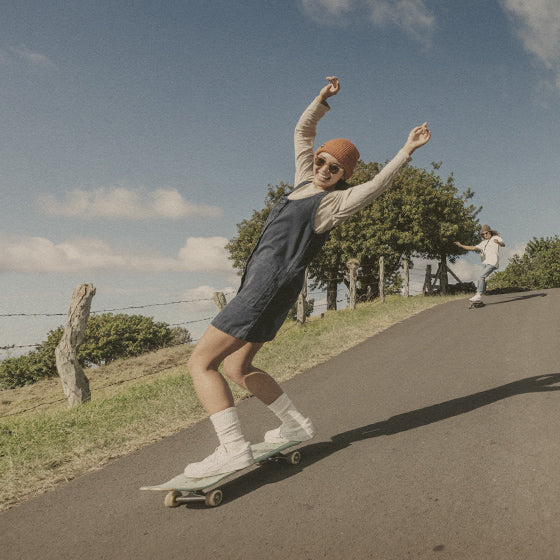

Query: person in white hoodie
[[455, 224, 505, 302]]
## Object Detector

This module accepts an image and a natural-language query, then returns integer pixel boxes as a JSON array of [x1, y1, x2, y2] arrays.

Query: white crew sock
[[210, 407, 248, 452], [268, 393, 307, 428]]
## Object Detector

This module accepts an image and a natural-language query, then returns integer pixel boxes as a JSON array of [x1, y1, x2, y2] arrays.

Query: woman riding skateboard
[[184, 76, 431, 478], [454, 224, 505, 303]]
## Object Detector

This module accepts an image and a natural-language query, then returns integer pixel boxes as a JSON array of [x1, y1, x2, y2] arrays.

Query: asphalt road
[[2, 289, 559, 560]]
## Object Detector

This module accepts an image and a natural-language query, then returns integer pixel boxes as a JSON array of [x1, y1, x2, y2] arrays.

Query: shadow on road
[[197, 373, 560, 507], [486, 293, 547, 306], [325, 372, 559, 443]]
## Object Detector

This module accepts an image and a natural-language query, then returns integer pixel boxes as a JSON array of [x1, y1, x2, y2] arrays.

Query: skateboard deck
[[140, 440, 301, 507], [468, 300, 485, 309]]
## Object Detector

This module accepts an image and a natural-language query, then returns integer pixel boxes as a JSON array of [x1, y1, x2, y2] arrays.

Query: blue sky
[[1, 0, 559, 353]]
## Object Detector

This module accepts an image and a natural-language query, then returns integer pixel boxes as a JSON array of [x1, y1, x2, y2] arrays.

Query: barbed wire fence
[[0, 289, 327, 353], [0, 260, 444, 355], [0, 294, 233, 353]]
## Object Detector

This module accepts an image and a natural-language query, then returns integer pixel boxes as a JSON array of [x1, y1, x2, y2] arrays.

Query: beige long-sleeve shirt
[[289, 98, 411, 234]]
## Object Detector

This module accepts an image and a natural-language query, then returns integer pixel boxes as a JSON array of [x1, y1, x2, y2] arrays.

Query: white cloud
[[0, 234, 234, 274], [501, 241, 526, 265], [367, 0, 435, 43], [176, 237, 234, 274], [9, 45, 57, 68], [38, 186, 223, 220], [445, 259, 475, 284], [298, 0, 435, 43], [500, 0, 560, 90], [0, 236, 122, 273]]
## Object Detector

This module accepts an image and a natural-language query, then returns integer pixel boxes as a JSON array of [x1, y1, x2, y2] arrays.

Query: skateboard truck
[[165, 488, 224, 508]]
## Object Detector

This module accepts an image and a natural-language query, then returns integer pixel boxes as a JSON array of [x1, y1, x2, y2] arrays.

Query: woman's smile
[[313, 152, 344, 190]]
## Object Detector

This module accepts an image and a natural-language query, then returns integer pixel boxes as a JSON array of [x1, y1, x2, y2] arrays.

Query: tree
[[309, 161, 482, 301], [376, 162, 482, 294], [306, 161, 403, 306], [488, 236, 560, 290]]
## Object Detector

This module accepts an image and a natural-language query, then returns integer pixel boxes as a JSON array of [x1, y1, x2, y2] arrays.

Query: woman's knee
[[221, 341, 263, 385], [222, 356, 248, 385], [187, 348, 219, 379]]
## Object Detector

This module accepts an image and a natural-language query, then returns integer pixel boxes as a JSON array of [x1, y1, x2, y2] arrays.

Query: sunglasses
[[314, 156, 344, 176]]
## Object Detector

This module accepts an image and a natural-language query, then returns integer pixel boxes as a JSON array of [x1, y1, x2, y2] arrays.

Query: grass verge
[[0, 294, 463, 510]]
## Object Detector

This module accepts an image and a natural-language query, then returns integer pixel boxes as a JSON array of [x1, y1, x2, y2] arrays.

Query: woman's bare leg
[[187, 325, 248, 415], [184, 325, 314, 477], [184, 326, 255, 477]]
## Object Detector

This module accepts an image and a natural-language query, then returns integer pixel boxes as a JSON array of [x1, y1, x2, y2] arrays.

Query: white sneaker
[[184, 443, 253, 478], [264, 418, 316, 444], [469, 294, 483, 302]]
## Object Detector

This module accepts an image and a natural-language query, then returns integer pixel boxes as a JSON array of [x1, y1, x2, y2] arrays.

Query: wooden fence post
[[423, 264, 433, 295], [432, 263, 441, 291], [347, 259, 359, 310], [439, 258, 449, 295], [55, 283, 95, 408], [326, 271, 338, 311], [403, 259, 409, 298], [297, 268, 308, 324], [379, 256, 385, 303], [213, 292, 227, 311]]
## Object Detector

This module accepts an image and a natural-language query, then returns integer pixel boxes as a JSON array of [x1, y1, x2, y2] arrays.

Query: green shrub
[[0, 343, 57, 388], [489, 235, 560, 290], [0, 314, 192, 389]]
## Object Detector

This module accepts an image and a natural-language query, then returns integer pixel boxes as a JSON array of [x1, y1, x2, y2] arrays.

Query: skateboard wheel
[[164, 490, 182, 508], [205, 489, 223, 507], [286, 451, 301, 465]]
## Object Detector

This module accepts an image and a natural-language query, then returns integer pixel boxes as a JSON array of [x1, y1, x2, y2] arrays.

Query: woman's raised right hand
[[318, 76, 340, 102]]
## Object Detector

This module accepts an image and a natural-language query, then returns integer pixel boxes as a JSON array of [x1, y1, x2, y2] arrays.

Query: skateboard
[[468, 300, 485, 309], [140, 440, 301, 508]]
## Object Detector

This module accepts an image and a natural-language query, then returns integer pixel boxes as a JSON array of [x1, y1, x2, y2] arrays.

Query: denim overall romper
[[212, 182, 330, 343]]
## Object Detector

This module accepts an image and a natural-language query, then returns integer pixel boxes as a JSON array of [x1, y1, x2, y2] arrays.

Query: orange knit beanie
[[315, 138, 360, 179]]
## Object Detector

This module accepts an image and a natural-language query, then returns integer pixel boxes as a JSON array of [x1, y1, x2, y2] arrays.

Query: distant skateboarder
[[455, 224, 505, 303]]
